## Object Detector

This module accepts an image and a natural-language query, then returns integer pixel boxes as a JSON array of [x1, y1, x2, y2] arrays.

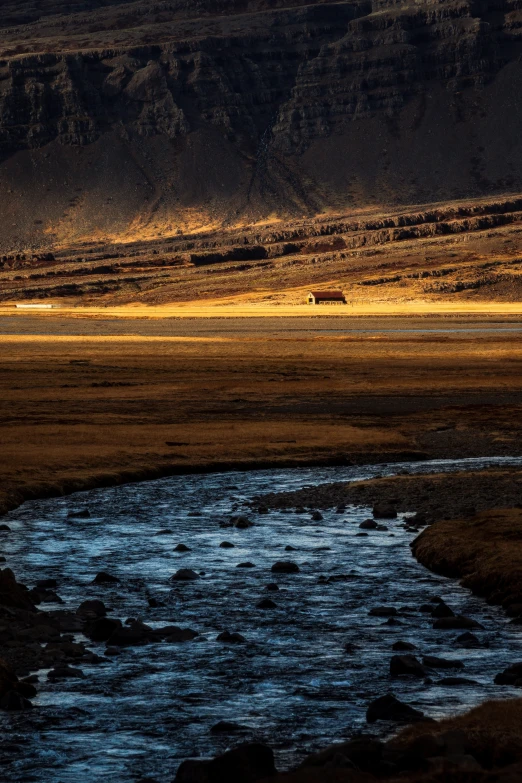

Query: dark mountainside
[[1, 0, 522, 250]]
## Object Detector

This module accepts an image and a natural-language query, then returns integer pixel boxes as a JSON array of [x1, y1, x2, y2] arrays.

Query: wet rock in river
[[390, 655, 427, 678], [216, 631, 245, 643], [160, 626, 198, 642], [257, 598, 277, 609], [423, 655, 464, 669], [175, 742, 276, 783], [454, 632, 483, 648], [210, 720, 249, 734], [36, 578, 58, 589], [258, 506, 269, 514], [237, 562, 256, 568], [433, 616, 485, 630], [439, 677, 478, 686], [271, 561, 299, 574], [0, 691, 33, 711], [107, 621, 157, 646], [431, 600, 455, 618], [393, 641, 416, 651], [48, 665, 85, 680], [284, 545, 296, 551], [494, 662, 522, 685], [76, 599, 107, 618], [370, 606, 398, 617], [155, 529, 173, 535], [147, 597, 163, 608], [219, 541, 235, 548], [0, 525, 12, 532], [356, 532, 368, 537], [85, 617, 122, 642], [174, 544, 191, 553], [366, 694, 428, 723], [360, 519, 378, 530], [171, 569, 199, 581], [311, 511, 323, 521], [229, 516, 253, 529], [372, 504, 397, 519], [265, 583, 279, 592], [92, 571, 120, 585]]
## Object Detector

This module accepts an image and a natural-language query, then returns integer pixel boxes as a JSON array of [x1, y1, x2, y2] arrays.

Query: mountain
[[1, 0, 522, 253]]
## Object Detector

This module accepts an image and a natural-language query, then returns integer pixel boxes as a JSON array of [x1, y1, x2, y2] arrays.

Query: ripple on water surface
[[2, 457, 522, 782]]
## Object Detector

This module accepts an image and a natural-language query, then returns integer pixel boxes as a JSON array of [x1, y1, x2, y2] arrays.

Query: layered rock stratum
[[1, 0, 522, 251]]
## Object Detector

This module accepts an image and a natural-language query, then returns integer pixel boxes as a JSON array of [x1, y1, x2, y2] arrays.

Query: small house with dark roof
[[307, 290, 346, 305]]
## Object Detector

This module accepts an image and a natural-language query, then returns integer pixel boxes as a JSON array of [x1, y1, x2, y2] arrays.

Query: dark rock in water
[[92, 571, 120, 585], [210, 721, 248, 734], [454, 632, 483, 648], [284, 545, 296, 551], [311, 511, 323, 521], [439, 677, 479, 686], [431, 600, 455, 618], [258, 506, 269, 514], [495, 662, 522, 685], [48, 665, 85, 680], [419, 603, 435, 613], [187, 511, 202, 518], [76, 599, 107, 618], [67, 509, 91, 519], [232, 516, 254, 529], [237, 562, 256, 568], [366, 694, 428, 723], [257, 598, 277, 609], [356, 532, 369, 537], [265, 583, 279, 592], [344, 643, 359, 654], [85, 617, 122, 642], [408, 512, 427, 526], [107, 621, 156, 646], [36, 578, 58, 589], [16, 681, 37, 699], [220, 541, 235, 548], [0, 691, 32, 711], [0, 525, 11, 532], [370, 606, 397, 617], [160, 626, 198, 642], [217, 631, 245, 644], [433, 616, 485, 630], [271, 561, 299, 574], [175, 742, 276, 783], [105, 646, 121, 656], [147, 597, 163, 608], [174, 544, 191, 553], [385, 617, 402, 626], [393, 641, 416, 651], [390, 655, 427, 678], [376, 525, 388, 531], [360, 519, 378, 530], [423, 655, 464, 669], [372, 504, 397, 519], [171, 569, 199, 581], [155, 529, 173, 535]]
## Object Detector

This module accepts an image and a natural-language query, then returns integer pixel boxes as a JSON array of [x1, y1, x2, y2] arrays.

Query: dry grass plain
[[1, 311, 522, 517]]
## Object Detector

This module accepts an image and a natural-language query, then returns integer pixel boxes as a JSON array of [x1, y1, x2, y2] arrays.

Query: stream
[[2, 456, 522, 782]]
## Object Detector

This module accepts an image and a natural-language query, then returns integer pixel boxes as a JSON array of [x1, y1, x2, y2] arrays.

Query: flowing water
[[2, 457, 522, 782]]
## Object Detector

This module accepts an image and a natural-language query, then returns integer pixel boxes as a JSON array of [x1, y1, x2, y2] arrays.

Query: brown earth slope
[[2, 0, 522, 252]]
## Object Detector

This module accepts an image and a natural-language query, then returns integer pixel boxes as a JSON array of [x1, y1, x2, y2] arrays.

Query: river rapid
[[2, 457, 522, 782]]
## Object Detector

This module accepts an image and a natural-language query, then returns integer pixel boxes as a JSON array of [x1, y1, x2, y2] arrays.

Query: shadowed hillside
[[2, 0, 522, 256]]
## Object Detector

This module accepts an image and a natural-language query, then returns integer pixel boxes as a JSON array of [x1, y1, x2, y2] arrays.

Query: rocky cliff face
[[1, 0, 522, 249]]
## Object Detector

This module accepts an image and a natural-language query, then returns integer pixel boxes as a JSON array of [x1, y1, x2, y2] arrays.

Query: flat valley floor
[[1, 308, 522, 513]]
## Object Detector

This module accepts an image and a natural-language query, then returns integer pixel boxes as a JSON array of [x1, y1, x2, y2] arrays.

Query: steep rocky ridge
[[1, 0, 522, 250]]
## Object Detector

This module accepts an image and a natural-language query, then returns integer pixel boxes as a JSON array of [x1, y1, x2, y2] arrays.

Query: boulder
[[92, 571, 120, 585], [265, 583, 279, 592], [431, 601, 455, 618], [174, 544, 191, 553], [67, 509, 91, 519], [237, 562, 255, 568], [300, 736, 385, 773], [439, 677, 478, 686], [36, 578, 58, 589], [422, 656, 464, 669], [216, 631, 245, 643], [370, 606, 397, 617], [107, 621, 155, 646], [76, 599, 107, 618], [48, 665, 85, 679], [0, 691, 33, 711], [311, 511, 323, 521], [171, 569, 199, 581], [0, 568, 37, 611], [232, 516, 254, 529], [372, 504, 397, 519], [360, 519, 378, 530], [175, 742, 276, 783], [271, 561, 299, 574], [366, 694, 428, 723], [454, 632, 482, 648], [85, 617, 122, 642], [210, 721, 248, 734], [284, 545, 296, 551], [433, 616, 484, 630], [393, 641, 416, 651], [256, 598, 277, 609], [494, 662, 522, 685], [220, 541, 235, 548], [160, 626, 198, 642], [155, 529, 173, 535], [0, 524, 11, 532], [390, 655, 427, 678]]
